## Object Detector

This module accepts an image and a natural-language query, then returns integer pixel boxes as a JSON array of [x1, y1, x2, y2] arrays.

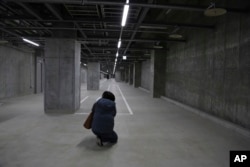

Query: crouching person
[[91, 91, 118, 146]]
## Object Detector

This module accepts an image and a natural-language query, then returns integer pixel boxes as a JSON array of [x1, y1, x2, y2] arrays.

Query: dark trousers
[[93, 130, 118, 143]]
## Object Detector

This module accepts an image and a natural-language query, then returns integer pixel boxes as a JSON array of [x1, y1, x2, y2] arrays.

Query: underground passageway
[[1, 0, 250, 167], [0, 79, 250, 167]]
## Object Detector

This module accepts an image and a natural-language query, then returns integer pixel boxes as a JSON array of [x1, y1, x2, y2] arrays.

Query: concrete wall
[[0, 45, 35, 99], [141, 59, 151, 91], [35, 56, 44, 93], [165, 13, 250, 129], [81, 65, 87, 83], [115, 71, 122, 82], [133, 62, 141, 88], [87, 62, 100, 90], [129, 64, 133, 85], [35, 49, 44, 94], [44, 39, 80, 113]]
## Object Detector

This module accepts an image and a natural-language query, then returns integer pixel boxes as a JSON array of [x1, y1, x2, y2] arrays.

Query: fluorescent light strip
[[116, 52, 119, 57], [22, 38, 39, 47], [118, 40, 121, 48], [121, 4, 129, 27]]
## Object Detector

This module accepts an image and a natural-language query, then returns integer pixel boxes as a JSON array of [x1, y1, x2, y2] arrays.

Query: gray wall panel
[[0, 45, 35, 99], [165, 13, 250, 129], [141, 59, 150, 91]]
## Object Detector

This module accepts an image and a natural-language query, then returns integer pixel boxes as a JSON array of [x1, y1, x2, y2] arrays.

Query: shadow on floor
[[77, 136, 115, 151]]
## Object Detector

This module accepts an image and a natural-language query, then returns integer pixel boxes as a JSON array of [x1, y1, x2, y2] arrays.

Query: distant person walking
[[91, 91, 118, 146]]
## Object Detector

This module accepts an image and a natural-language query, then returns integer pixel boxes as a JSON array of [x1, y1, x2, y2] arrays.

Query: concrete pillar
[[125, 66, 129, 83], [121, 70, 125, 81], [35, 49, 44, 94], [100, 73, 105, 79], [44, 38, 81, 113], [133, 62, 141, 88], [129, 64, 134, 85], [115, 71, 122, 82], [80, 65, 87, 84], [120, 70, 123, 81], [87, 62, 100, 90], [150, 50, 166, 98]]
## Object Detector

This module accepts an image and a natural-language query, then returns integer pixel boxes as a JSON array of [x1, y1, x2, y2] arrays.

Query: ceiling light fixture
[[116, 52, 119, 57], [169, 34, 183, 39], [123, 56, 127, 60], [117, 39, 121, 48], [140, 25, 167, 30], [22, 38, 39, 47], [204, 2, 227, 17], [153, 45, 163, 49], [121, 4, 129, 27]]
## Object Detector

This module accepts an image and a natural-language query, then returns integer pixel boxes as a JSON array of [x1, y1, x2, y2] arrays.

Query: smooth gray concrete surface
[[124, 66, 129, 83], [0, 45, 35, 99], [151, 50, 166, 98], [133, 62, 141, 88], [141, 59, 150, 91], [80, 65, 87, 84], [0, 79, 250, 167], [44, 39, 80, 113], [87, 62, 100, 90], [128, 64, 133, 85], [34, 52, 43, 94], [150, 50, 155, 97], [165, 11, 250, 130], [115, 71, 122, 82]]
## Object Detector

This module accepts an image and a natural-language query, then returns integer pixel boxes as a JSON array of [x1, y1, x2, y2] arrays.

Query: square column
[[115, 71, 122, 82], [35, 49, 44, 94], [125, 66, 129, 83], [150, 50, 166, 98], [44, 38, 80, 113], [133, 62, 142, 88], [87, 62, 100, 90], [129, 64, 134, 85], [120, 70, 125, 81]]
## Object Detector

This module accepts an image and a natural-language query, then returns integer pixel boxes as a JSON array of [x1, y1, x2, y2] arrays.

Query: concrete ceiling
[[0, 0, 249, 72]]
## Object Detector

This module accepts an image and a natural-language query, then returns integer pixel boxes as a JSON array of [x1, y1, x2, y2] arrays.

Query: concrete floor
[[0, 79, 249, 167]]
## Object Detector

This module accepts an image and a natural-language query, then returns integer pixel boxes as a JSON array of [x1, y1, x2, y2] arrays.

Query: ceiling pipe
[[4, 0, 246, 13]]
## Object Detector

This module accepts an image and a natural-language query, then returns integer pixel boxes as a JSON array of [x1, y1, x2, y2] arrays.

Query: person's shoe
[[96, 137, 103, 146]]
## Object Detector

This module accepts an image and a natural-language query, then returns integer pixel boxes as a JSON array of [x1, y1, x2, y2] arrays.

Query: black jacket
[[91, 98, 116, 133]]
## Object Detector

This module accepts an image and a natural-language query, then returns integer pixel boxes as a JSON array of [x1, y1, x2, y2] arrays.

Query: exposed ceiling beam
[[0, 27, 22, 38], [78, 38, 186, 43], [1, 35, 186, 43], [123, 0, 153, 55], [81, 57, 149, 61], [0, 17, 215, 30], [45, 3, 63, 20], [44, 3, 94, 56], [81, 47, 168, 51], [3, 26, 173, 34], [5, 0, 247, 13], [75, 23, 93, 55], [15, 2, 43, 20], [14, 2, 52, 35]]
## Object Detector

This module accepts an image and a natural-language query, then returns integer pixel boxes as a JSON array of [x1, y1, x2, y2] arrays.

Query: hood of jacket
[[96, 98, 115, 110]]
